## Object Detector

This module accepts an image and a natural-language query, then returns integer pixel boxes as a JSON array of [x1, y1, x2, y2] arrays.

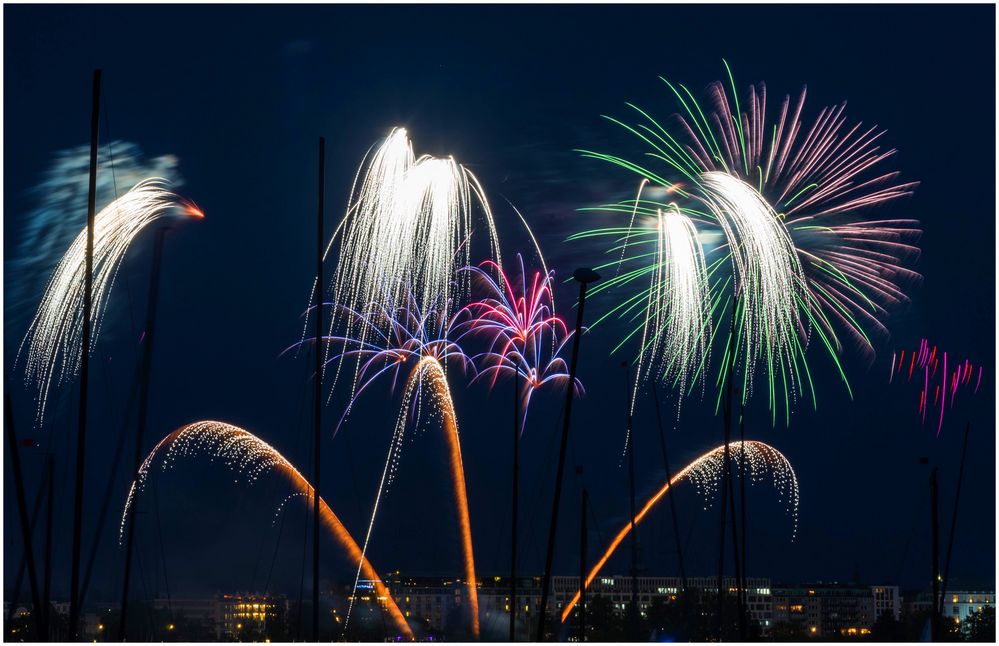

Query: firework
[[891, 339, 983, 435], [345, 356, 480, 637], [456, 255, 580, 430], [572, 203, 712, 414], [9, 142, 182, 321], [576, 63, 921, 424], [17, 179, 201, 423], [313, 295, 480, 636], [119, 421, 414, 640], [317, 128, 501, 392], [296, 290, 474, 434], [558, 440, 798, 622]]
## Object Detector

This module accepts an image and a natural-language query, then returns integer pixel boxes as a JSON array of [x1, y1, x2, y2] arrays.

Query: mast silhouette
[[69, 68, 101, 639]]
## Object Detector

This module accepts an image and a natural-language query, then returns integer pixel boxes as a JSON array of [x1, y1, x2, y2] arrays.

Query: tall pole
[[43, 454, 55, 640], [81, 377, 141, 610], [939, 422, 971, 617], [717, 296, 738, 640], [725, 436, 746, 641], [739, 403, 748, 637], [578, 488, 588, 643], [313, 136, 326, 642], [536, 267, 599, 642], [623, 363, 639, 640], [120, 228, 167, 640], [930, 467, 940, 642], [5, 393, 44, 641], [510, 367, 520, 642], [6, 460, 47, 627], [650, 382, 687, 592], [70, 68, 101, 639]]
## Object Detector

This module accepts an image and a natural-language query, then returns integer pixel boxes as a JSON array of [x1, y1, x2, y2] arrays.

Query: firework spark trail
[[310, 295, 480, 636], [288, 290, 475, 436], [17, 179, 201, 423], [316, 128, 501, 395], [456, 256, 580, 431], [891, 340, 983, 435], [576, 63, 921, 424], [8, 142, 182, 321], [702, 171, 808, 407], [119, 421, 414, 639], [567, 200, 710, 453], [344, 357, 480, 638], [558, 440, 798, 623], [635, 206, 713, 410]]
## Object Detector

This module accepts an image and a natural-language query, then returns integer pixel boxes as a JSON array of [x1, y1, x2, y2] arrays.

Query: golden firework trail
[[17, 178, 201, 423], [120, 421, 414, 641], [346, 356, 480, 638], [559, 440, 798, 623]]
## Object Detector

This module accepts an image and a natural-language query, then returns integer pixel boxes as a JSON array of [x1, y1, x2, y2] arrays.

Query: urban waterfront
[[5, 574, 995, 641]]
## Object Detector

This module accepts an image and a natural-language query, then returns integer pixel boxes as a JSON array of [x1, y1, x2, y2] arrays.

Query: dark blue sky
[[4, 4, 995, 606]]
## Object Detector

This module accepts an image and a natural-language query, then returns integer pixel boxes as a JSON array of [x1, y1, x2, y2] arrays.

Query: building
[[149, 597, 217, 638], [475, 575, 543, 641], [771, 584, 899, 637], [552, 575, 774, 635], [872, 586, 901, 621], [213, 593, 287, 640], [374, 574, 543, 640], [942, 590, 994, 626], [368, 573, 779, 638]]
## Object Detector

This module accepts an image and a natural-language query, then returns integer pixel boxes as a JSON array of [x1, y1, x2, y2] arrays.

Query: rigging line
[[280, 340, 310, 597], [248, 455, 288, 591], [342, 412, 366, 549], [263, 487, 293, 596], [258, 432, 305, 607], [586, 496, 608, 571], [152, 483, 173, 617], [132, 513, 153, 639], [523, 395, 567, 571], [278, 356, 310, 638], [100, 87, 144, 392], [99, 85, 120, 202], [5, 465, 48, 623], [69, 350, 121, 611], [295, 402, 315, 641], [78, 369, 140, 605]]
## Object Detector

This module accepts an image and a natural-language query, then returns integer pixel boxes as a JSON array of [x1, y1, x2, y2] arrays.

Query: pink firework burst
[[890, 338, 984, 435], [456, 255, 582, 432]]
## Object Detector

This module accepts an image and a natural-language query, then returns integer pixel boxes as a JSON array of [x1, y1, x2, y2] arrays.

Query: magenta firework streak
[[456, 255, 581, 433], [890, 339, 983, 434]]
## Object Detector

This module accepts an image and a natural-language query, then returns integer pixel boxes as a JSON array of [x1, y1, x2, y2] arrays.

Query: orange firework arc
[[355, 356, 479, 636], [559, 440, 798, 624], [120, 421, 414, 641], [426, 357, 481, 638]]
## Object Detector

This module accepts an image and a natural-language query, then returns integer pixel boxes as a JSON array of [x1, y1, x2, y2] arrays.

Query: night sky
[[4, 4, 995, 606]]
